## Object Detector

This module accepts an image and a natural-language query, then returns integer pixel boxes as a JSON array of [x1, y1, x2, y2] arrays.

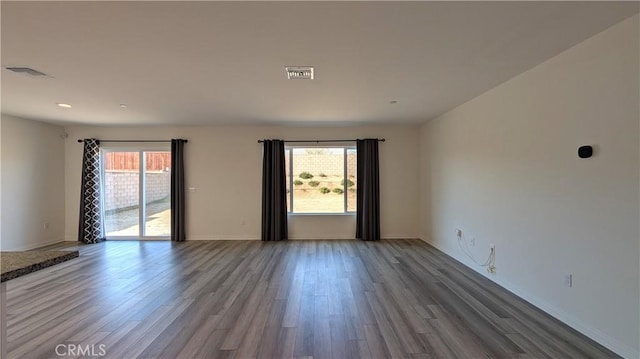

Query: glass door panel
[[143, 151, 171, 237], [104, 151, 141, 237]]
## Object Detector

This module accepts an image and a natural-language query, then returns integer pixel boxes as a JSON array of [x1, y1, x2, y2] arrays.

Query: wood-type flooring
[[5, 239, 618, 358]]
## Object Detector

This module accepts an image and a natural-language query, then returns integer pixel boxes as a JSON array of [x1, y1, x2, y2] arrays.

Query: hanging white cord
[[457, 231, 496, 272]]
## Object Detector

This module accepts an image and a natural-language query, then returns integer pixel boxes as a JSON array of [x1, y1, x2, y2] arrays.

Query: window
[[286, 146, 356, 214], [102, 148, 171, 239]]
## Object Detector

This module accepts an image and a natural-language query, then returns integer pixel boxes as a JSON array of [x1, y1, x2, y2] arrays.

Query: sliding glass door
[[102, 149, 171, 239]]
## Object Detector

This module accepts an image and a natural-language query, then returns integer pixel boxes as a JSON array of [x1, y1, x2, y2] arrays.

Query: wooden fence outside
[[104, 152, 171, 171]]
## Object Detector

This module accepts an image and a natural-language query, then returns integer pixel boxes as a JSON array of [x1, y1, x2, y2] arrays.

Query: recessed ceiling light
[[57, 103, 72, 108], [120, 104, 128, 108]]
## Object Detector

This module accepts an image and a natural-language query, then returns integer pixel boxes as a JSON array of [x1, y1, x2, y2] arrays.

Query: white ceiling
[[1, 1, 638, 126]]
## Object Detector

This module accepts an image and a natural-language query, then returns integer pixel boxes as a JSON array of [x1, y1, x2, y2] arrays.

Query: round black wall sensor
[[578, 145, 593, 159]]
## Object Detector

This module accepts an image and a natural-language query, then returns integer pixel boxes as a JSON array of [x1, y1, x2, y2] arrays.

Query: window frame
[[285, 144, 356, 215]]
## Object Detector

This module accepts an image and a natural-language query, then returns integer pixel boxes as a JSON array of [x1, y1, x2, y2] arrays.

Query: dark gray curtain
[[78, 139, 105, 244], [261, 140, 288, 241], [171, 139, 187, 242], [356, 139, 381, 241]]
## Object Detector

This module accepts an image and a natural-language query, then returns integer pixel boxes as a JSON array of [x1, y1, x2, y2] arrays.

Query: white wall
[[65, 125, 420, 241], [420, 15, 639, 358], [1, 115, 66, 250]]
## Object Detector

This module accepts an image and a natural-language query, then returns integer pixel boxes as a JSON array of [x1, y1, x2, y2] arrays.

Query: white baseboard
[[289, 234, 354, 240], [190, 235, 353, 240], [6, 238, 65, 251], [500, 279, 639, 359], [167, 234, 417, 241], [381, 235, 419, 240], [187, 235, 260, 241], [289, 234, 418, 240], [62, 233, 418, 242], [419, 237, 639, 359]]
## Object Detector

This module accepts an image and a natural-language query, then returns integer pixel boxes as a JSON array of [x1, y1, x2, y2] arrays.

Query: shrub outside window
[[285, 147, 356, 214]]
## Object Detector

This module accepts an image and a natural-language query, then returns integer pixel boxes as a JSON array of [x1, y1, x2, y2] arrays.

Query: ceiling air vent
[[285, 66, 314, 80], [4, 66, 50, 77]]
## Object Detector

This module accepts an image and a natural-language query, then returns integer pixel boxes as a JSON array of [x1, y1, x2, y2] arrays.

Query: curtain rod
[[257, 139, 385, 144], [77, 139, 188, 143]]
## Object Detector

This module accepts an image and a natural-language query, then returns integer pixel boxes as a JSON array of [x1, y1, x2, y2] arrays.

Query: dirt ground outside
[[105, 198, 171, 237]]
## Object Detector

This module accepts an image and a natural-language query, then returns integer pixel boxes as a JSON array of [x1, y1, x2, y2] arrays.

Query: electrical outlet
[[564, 274, 573, 287], [43, 222, 50, 230], [470, 237, 476, 246]]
